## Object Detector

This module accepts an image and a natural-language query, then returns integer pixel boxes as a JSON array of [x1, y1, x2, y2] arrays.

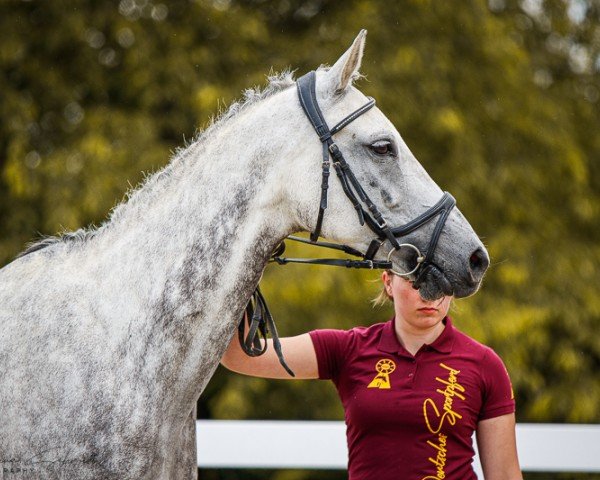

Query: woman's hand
[[221, 332, 319, 380], [477, 413, 523, 480]]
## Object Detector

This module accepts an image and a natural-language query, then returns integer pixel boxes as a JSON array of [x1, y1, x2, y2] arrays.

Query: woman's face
[[382, 271, 452, 331]]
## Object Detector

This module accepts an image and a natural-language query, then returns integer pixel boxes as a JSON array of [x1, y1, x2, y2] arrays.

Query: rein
[[238, 71, 456, 376]]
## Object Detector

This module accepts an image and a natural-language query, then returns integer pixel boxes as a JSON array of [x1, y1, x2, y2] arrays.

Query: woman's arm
[[476, 413, 522, 480], [221, 332, 319, 380]]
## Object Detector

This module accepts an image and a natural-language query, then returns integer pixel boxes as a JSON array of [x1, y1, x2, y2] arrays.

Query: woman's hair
[[371, 270, 394, 308], [372, 271, 457, 311]]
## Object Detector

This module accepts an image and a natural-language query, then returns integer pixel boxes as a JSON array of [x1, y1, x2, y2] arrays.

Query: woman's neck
[[394, 318, 446, 356]]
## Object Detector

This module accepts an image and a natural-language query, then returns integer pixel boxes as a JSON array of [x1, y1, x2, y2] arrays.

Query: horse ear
[[324, 29, 367, 95]]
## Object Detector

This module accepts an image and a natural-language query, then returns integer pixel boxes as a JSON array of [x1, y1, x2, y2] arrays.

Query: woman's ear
[[382, 270, 394, 297]]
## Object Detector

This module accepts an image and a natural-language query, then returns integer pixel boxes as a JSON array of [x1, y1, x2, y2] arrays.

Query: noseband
[[239, 71, 456, 375]]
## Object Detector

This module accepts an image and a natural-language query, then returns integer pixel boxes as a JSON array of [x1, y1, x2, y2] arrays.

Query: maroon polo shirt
[[309, 317, 515, 480]]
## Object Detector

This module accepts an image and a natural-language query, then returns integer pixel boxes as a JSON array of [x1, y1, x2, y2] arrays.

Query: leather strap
[[238, 286, 295, 377], [297, 71, 379, 242], [271, 236, 392, 270]]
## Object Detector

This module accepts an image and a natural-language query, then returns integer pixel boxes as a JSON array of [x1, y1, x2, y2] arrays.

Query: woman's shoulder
[[450, 322, 499, 362], [310, 319, 390, 348], [349, 319, 390, 336], [449, 326, 512, 393], [312, 318, 389, 336]]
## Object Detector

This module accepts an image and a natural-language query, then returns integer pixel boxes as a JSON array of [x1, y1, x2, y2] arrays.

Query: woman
[[221, 271, 522, 480]]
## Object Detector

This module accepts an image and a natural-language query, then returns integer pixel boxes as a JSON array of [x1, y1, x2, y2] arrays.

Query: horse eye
[[370, 141, 394, 156]]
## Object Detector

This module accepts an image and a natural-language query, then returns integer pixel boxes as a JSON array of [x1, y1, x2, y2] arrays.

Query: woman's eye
[[370, 141, 394, 156]]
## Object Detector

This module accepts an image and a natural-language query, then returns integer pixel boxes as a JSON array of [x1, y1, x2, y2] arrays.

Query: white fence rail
[[196, 420, 600, 474]]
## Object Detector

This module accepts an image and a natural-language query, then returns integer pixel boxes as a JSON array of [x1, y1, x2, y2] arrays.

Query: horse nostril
[[468, 248, 489, 282]]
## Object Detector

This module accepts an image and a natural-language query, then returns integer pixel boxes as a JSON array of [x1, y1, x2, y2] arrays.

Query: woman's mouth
[[417, 307, 438, 314]]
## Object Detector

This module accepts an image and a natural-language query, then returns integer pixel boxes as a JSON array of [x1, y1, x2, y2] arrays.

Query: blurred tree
[[1, 0, 598, 479]]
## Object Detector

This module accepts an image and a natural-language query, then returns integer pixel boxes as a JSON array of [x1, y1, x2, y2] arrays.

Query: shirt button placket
[[408, 358, 417, 384]]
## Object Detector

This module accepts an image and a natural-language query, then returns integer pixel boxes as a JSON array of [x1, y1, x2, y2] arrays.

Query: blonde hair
[[371, 270, 394, 308]]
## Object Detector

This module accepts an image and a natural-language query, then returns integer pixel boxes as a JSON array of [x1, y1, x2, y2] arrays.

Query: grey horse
[[0, 31, 488, 479]]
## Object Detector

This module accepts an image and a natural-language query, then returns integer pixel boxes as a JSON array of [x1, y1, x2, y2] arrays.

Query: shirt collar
[[378, 316, 455, 356]]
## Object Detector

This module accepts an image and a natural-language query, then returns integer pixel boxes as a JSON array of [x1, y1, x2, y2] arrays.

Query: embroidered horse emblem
[[367, 359, 396, 389]]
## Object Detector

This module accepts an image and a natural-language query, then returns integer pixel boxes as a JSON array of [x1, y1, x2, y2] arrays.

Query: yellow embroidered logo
[[420, 362, 466, 480], [367, 359, 396, 389]]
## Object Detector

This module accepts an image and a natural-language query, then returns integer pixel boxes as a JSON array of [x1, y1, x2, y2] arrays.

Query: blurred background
[[1, 0, 599, 478]]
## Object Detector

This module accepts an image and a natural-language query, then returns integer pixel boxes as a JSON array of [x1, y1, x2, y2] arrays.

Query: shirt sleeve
[[478, 347, 516, 421], [308, 329, 352, 381]]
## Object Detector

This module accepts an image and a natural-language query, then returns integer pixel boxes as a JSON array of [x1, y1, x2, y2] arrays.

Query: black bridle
[[287, 70, 456, 282], [239, 71, 456, 376]]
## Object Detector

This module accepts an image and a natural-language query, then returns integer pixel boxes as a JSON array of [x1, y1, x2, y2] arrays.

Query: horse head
[[284, 31, 489, 300]]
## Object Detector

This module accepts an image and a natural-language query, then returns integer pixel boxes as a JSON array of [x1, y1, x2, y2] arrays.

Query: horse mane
[[17, 229, 99, 259], [16, 71, 297, 260], [202, 70, 295, 138]]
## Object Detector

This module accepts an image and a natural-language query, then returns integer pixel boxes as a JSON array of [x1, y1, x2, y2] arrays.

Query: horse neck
[[106, 95, 298, 284], [84, 93, 302, 410]]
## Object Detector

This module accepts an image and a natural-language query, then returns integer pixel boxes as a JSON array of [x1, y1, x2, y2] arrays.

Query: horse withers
[[0, 31, 488, 479]]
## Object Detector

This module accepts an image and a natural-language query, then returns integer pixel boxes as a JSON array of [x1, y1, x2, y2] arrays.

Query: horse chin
[[413, 265, 454, 301]]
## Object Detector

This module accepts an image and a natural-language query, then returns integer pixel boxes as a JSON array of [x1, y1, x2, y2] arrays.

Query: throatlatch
[[239, 70, 456, 377]]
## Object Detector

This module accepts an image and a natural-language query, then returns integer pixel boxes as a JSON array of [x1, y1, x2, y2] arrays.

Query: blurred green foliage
[[1, 0, 599, 478]]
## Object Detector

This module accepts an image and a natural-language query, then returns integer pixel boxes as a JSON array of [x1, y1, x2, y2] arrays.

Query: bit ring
[[387, 244, 425, 277]]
